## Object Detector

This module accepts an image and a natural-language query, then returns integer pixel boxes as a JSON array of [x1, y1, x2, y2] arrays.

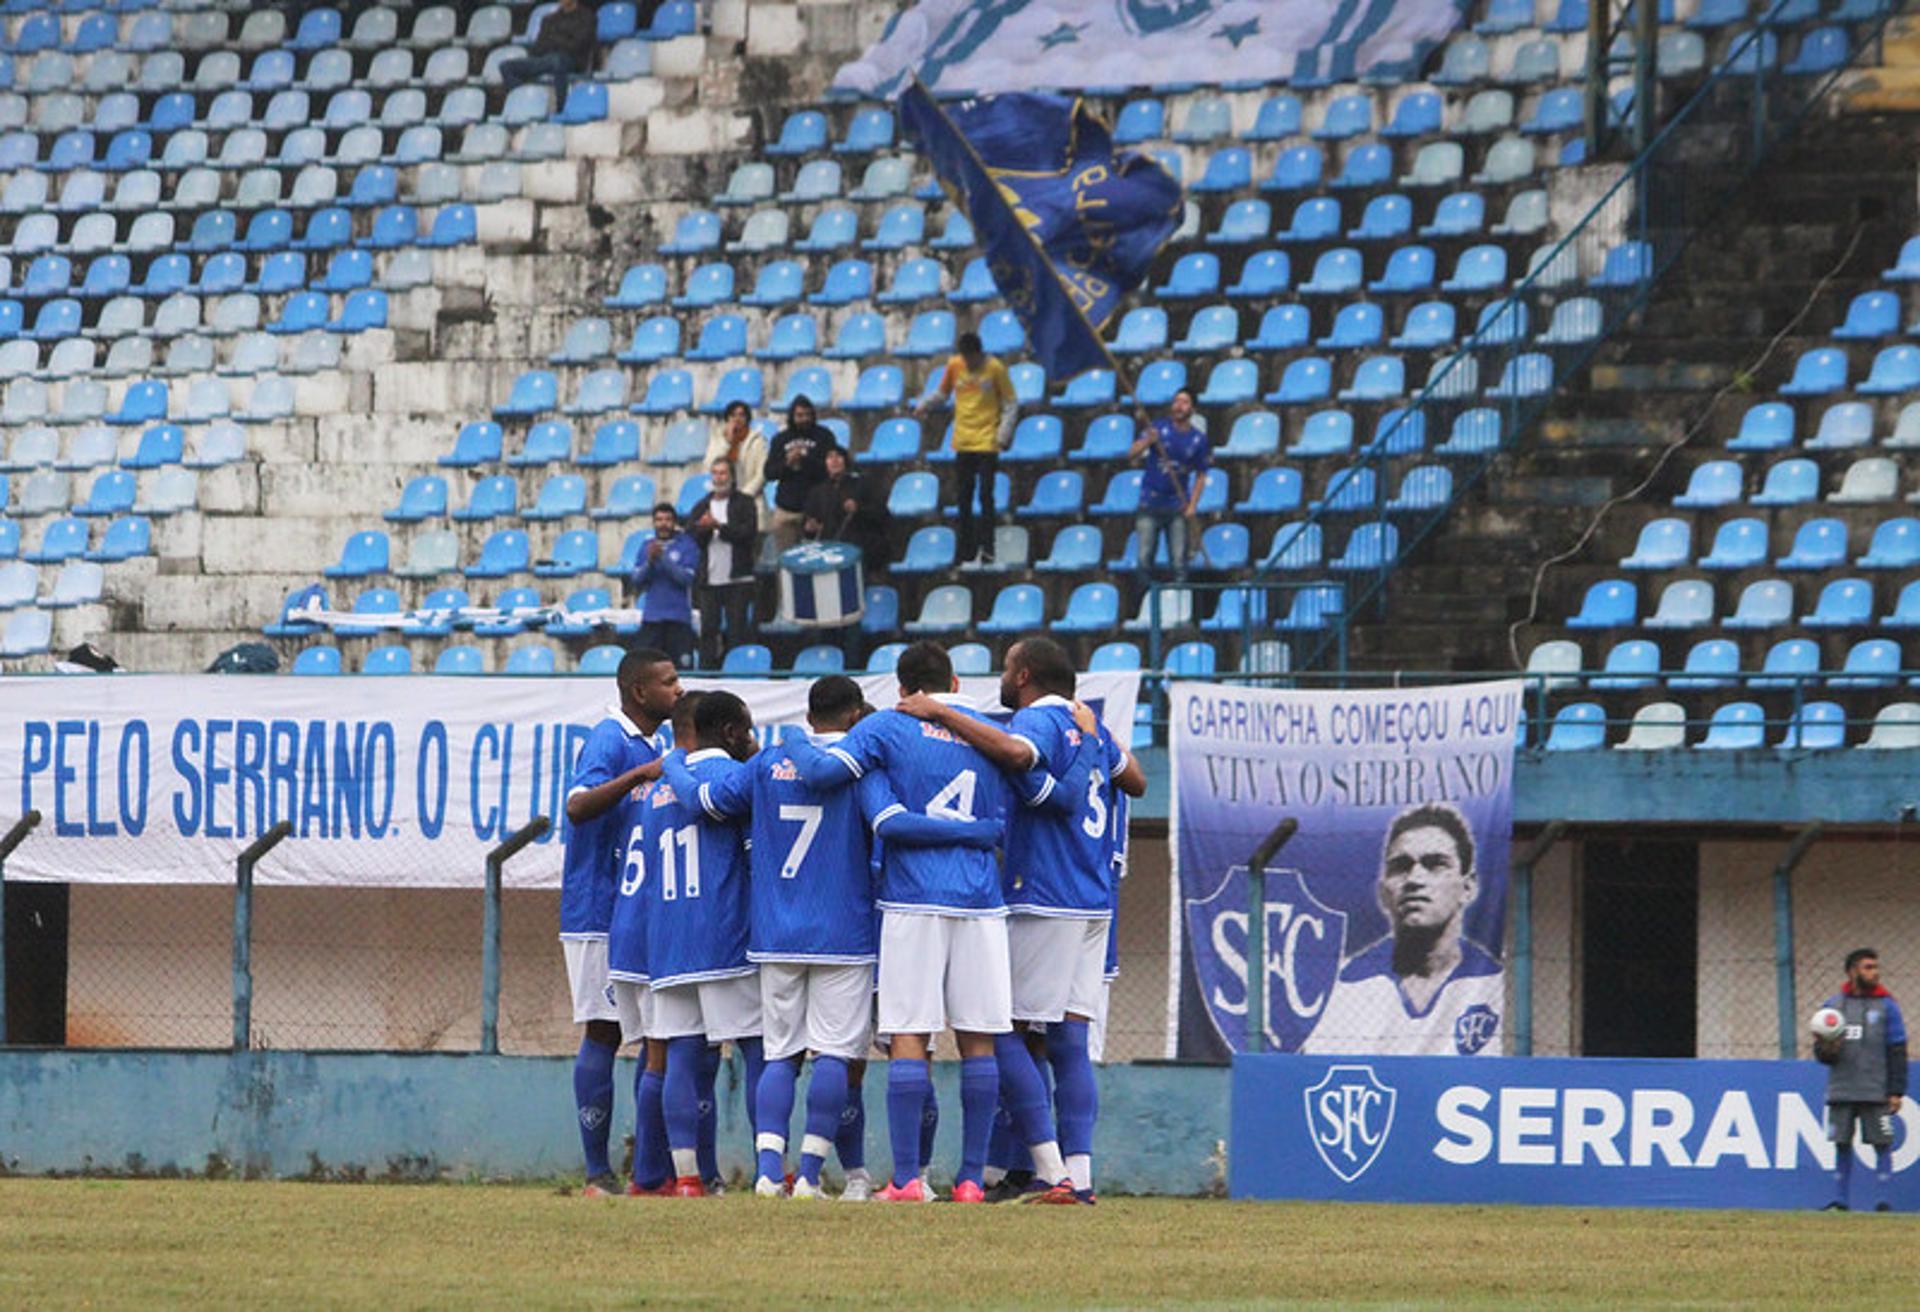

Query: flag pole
[[904, 77, 1208, 552]]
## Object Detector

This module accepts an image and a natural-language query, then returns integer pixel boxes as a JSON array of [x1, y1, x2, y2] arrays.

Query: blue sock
[[885, 1060, 929, 1188], [988, 1101, 1016, 1171], [800, 1056, 849, 1186], [994, 1031, 1057, 1154], [664, 1036, 705, 1175], [836, 1078, 866, 1171], [958, 1055, 999, 1188], [1835, 1146, 1854, 1205], [756, 1051, 796, 1183], [573, 1035, 617, 1180], [1048, 1020, 1098, 1163], [695, 1043, 721, 1183], [921, 1075, 941, 1166], [635, 1066, 669, 1188]]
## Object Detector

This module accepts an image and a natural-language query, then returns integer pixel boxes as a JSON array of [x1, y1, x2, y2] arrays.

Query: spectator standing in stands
[[688, 457, 759, 670], [916, 332, 1015, 568], [1128, 389, 1209, 579], [631, 502, 701, 668], [802, 445, 890, 572], [767, 395, 834, 555], [499, 0, 599, 103], [704, 399, 766, 498]]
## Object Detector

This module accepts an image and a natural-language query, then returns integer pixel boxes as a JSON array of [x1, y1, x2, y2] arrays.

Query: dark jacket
[[767, 423, 834, 512], [532, 5, 599, 66], [1818, 983, 1909, 1103], [687, 488, 758, 584], [802, 470, 888, 567]]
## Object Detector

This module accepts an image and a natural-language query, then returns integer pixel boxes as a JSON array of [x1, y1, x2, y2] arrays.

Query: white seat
[[1861, 703, 1920, 750], [1616, 702, 1686, 751]]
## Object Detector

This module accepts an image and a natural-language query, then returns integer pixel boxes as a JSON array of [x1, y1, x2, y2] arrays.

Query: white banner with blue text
[[0, 672, 1139, 887]]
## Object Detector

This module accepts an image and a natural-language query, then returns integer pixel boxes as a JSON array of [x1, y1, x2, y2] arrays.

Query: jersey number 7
[[777, 804, 823, 880]]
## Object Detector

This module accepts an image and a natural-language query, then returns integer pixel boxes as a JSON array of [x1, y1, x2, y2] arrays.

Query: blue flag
[[900, 86, 1182, 381]]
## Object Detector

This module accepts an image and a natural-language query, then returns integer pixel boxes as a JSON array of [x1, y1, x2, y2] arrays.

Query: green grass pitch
[[1, 1179, 1913, 1308]]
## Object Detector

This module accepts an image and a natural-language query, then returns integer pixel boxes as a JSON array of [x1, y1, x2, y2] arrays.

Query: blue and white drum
[[778, 542, 865, 628]]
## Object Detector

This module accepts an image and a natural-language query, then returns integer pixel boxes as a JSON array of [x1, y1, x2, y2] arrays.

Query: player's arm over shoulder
[[857, 770, 1001, 850]]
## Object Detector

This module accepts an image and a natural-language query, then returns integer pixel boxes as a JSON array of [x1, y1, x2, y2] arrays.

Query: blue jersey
[[605, 784, 653, 983], [642, 749, 752, 987], [689, 733, 893, 964], [559, 710, 664, 939], [1004, 698, 1128, 918], [833, 699, 1015, 916]]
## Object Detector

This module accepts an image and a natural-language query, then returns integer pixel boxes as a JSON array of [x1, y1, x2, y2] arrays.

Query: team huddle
[[559, 638, 1145, 1203]]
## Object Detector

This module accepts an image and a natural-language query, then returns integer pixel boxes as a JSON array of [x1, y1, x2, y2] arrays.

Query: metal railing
[[1143, 4, 1904, 692]]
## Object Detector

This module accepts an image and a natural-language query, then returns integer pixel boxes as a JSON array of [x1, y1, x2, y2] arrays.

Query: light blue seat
[[323, 529, 389, 579], [385, 475, 448, 523], [767, 109, 827, 156], [846, 365, 904, 412], [1174, 95, 1232, 142], [269, 291, 329, 335], [860, 417, 921, 463], [898, 310, 954, 359], [1237, 468, 1305, 515], [1131, 360, 1186, 408], [1673, 460, 1742, 508], [1545, 702, 1606, 751], [672, 262, 734, 309], [1275, 583, 1344, 632], [820, 312, 885, 361], [701, 367, 765, 416], [755, 313, 819, 362], [894, 525, 955, 574], [809, 258, 874, 307], [440, 421, 503, 468], [1566, 579, 1636, 628], [1724, 402, 1794, 453], [551, 316, 613, 365], [1477, 0, 1534, 33], [1372, 246, 1438, 297], [1070, 414, 1135, 462], [1056, 370, 1117, 409], [1300, 247, 1362, 295], [1193, 147, 1252, 193], [864, 202, 925, 251], [835, 107, 894, 154], [1382, 91, 1442, 137], [524, 474, 587, 521], [1384, 461, 1449, 509], [618, 316, 681, 364], [1776, 701, 1846, 750], [535, 529, 601, 580], [660, 210, 720, 255], [1671, 638, 1740, 690], [903, 584, 970, 635], [593, 476, 657, 522], [1156, 253, 1219, 299], [1833, 290, 1899, 340], [1246, 94, 1302, 141], [606, 263, 667, 308], [1261, 144, 1323, 191], [793, 208, 857, 256], [1591, 638, 1661, 690], [357, 645, 412, 676], [1017, 470, 1085, 519], [887, 472, 939, 518], [464, 529, 531, 580], [1441, 243, 1507, 292], [1318, 302, 1382, 350], [1218, 410, 1280, 461], [1090, 470, 1143, 517], [453, 475, 518, 522], [1340, 355, 1404, 401], [685, 315, 748, 363], [1801, 577, 1874, 630], [1694, 517, 1766, 571], [1331, 142, 1392, 190], [1314, 93, 1373, 141], [575, 421, 640, 469], [1112, 307, 1169, 355], [632, 369, 694, 415], [1643, 578, 1714, 629], [1422, 192, 1486, 237], [1197, 359, 1259, 406], [930, 211, 974, 251], [1390, 301, 1455, 351], [1806, 402, 1874, 452], [848, 156, 910, 201], [978, 583, 1043, 634], [1225, 250, 1290, 299], [494, 369, 557, 417], [1486, 352, 1553, 398], [1036, 525, 1102, 574], [781, 159, 843, 203], [1859, 345, 1920, 395], [1777, 517, 1848, 570], [1695, 702, 1763, 750], [1265, 357, 1332, 406], [1113, 99, 1164, 145], [1348, 194, 1413, 244], [1248, 305, 1309, 353], [290, 646, 342, 675], [1208, 198, 1273, 246], [1857, 516, 1920, 570], [1723, 579, 1795, 630], [1751, 458, 1819, 507], [431, 645, 484, 675]]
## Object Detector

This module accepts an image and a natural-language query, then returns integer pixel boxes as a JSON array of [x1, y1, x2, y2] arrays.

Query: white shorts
[[1009, 915, 1109, 1024], [563, 937, 619, 1025], [610, 978, 654, 1045], [1089, 979, 1112, 1064], [650, 973, 763, 1041], [759, 961, 876, 1061], [877, 910, 1012, 1037]]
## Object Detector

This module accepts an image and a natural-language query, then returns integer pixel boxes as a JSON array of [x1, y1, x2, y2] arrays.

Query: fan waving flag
[[900, 85, 1182, 381]]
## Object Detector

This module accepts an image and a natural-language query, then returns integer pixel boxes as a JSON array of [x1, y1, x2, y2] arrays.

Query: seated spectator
[[500, 0, 598, 102], [630, 501, 700, 667], [767, 395, 834, 554], [802, 445, 889, 572], [704, 399, 766, 498], [688, 457, 759, 669], [1129, 389, 1210, 579]]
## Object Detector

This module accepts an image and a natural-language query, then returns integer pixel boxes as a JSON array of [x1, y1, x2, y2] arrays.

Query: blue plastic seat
[[1237, 468, 1305, 516], [1859, 345, 1920, 395], [1695, 702, 1763, 750], [1777, 517, 1848, 570], [1441, 243, 1507, 292], [887, 472, 940, 518], [1248, 305, 1309, 352], [903, 584, 970, 635], [1090, 470, 1143, 517], [1692, 517, 1765, 571], [631, 369, 693, 416], [1724, 579, 1795, 631], [1673, 460, 1742, 508], [1016, 470, 1085, 519], [1193, 147, 1252, 193], [324, 529, 390, 578], [1113, 99, 1164, 144], [672, 262, 734, 310], [1801, 577, 1874, 630], [1619, 517, 1691, 571], [835, 107, 894, 154], [1331, 143, 1392, 190], [978, 583, 1043, 634], [524, 473, 588, 521], [1300, 247, 1363, 295], [1727, 402, 1795, 453], [1806, 402, 1874, 452], [660, 210, 720, 255], [454, 475, 519, 523], [1320, 302, 1383, 349], [385, 475, 449, 524], [1487, 352, 1553, 398], [844, 364, 904, 413], [1566, 579, 1636, 628], [1208, 199, 1272, 246], [439, 422, 503, 468], [464, 528, 531, 579], [1751, 458, 1819, 507], [1545, 703, 1606, 751], [1155, 253, 1219, 300], [1265, 357, 1332, 406], [767, 109, 827, 156], [893, 525, 956, 575], [593, 476, 658, 522], [494, 370, 557, 418], [1198, 359, 1259, 407], [1261, 145, 1324, 192], [1776, 701, 1846, 750], [1069, 414, 1134, 464], [1786, 26, 1849, 76]]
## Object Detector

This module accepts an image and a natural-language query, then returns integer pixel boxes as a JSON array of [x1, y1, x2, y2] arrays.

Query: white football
[[1809, 1007, 1845, 1040]]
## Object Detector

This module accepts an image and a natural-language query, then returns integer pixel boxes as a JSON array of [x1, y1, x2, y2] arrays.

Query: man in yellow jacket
[[917, 332, 1016, 567]]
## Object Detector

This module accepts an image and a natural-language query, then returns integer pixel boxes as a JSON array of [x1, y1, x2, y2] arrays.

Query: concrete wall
[[0, 1049, 1228, 1194]]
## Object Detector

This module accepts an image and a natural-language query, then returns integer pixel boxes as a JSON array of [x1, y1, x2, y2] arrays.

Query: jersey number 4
[[927, 769, 977, 821], [777, 804, 823, 880], [657, 824, 702, 901]]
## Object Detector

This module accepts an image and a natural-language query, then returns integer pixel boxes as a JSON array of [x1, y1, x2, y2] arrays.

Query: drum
[[777, 542, 865, 628]]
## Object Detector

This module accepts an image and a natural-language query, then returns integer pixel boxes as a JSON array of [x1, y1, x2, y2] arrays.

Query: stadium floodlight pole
[[482, 816, 550, 1056], [1772, 820, 1825, 1061], [231, 820, 293, 1052], [1243, 817, 1299, 1055], [0, 809, 42, 1044], [1509, 820, 1567, 1058]]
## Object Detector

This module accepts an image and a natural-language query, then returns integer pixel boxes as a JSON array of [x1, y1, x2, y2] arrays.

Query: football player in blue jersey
[[661, 674, 1003, 1200], [557, 647, 678, 1197], [645, 691, 766, 1197], [896, 637, 1145, 1203], [605, 759, 671, 1195], [782, 641, 1083, 1203]]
